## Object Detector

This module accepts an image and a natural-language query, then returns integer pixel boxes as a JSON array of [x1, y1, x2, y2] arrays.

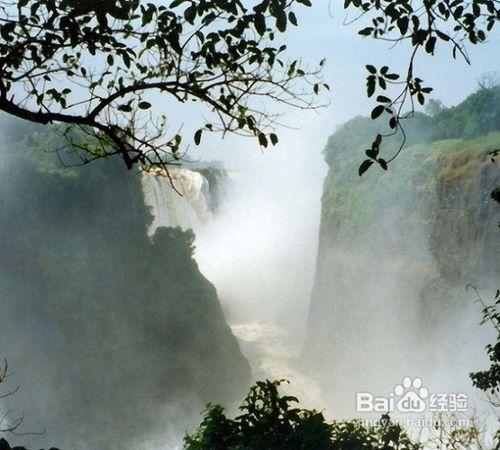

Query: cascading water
[[140, 160, 325, 411], [141, 167, 214, 233]]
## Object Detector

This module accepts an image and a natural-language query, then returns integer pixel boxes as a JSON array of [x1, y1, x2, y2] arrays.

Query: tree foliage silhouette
[[0, 0, 497, 171], [184, 379, 418, 450], [0, 0, 324, 169], [345, 0, 500, 176]]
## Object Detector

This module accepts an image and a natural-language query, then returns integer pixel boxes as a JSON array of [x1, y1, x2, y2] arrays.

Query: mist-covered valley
[[0, 83, 498, 450]]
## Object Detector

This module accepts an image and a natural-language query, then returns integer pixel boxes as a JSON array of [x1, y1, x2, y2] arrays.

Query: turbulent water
[[230, 322, 323, 410]]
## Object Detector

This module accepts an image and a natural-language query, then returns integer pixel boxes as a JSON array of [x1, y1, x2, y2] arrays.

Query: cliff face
[[0, 121, 250, 450], [429, 139, 499, 281], [303, 96, 500, 414]]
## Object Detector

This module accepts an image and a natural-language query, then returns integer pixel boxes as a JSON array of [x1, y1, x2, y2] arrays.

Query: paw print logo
[[395, 377, 428, 413]]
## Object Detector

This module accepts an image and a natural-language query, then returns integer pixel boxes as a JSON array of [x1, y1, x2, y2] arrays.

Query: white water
[[141, 167, 212, 233], [230, 321, 323, 410]]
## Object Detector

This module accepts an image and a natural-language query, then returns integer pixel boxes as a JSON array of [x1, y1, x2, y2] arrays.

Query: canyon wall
[[303, 88, 500, 416]]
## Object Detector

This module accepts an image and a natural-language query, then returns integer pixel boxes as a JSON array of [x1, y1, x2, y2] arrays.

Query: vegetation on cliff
[[319, 87, 500, 282], [325, 85, 500, 168]]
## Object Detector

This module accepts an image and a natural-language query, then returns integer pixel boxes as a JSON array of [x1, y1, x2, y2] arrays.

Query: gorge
[[0, 85, 499, 450]]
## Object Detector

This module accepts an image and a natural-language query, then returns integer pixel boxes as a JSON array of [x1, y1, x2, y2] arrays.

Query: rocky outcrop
[[0, 122, 250, 450]]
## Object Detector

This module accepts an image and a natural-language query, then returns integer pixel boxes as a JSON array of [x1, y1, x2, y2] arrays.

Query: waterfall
[[141, 167, 215, 234]]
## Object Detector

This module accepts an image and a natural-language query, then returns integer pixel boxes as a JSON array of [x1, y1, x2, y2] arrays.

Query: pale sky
[[192, 3, 500, 324], [186, 2, 499, 171]]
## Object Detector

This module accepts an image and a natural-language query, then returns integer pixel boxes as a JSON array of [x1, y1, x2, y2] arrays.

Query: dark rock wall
[[0, 121, 250, 450]]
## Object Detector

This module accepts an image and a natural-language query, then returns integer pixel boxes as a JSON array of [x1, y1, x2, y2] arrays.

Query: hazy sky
[[192, 3, 499, 325], [187, 2, 499, 171]]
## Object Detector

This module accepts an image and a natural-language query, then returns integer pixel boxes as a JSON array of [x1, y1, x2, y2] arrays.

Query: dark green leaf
[[371, 105, 384, 119], [118, 104, 132, 112], [358, 159, 373, 176], [367, 79, 376, 98], [377, 95, 391, 103], [184, 5, 196, 24], [194, 129, 202, 145], [378, 158, 388, 170], [276, 11, 287, 32], [359, 27, 374, 36], [258, 133, 268, 148], [254, 14, 266, 35], [425, 36, 436, 54]]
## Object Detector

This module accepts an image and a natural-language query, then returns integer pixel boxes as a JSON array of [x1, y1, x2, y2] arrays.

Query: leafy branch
[[343, 0, 500, 176], [0, 0, 326, 174]]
